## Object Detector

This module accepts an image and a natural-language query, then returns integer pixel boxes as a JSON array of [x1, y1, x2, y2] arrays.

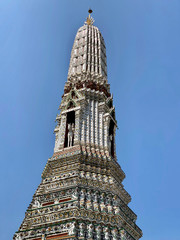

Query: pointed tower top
[[67, 21, 107, 81], [85, 8, 95, 25]]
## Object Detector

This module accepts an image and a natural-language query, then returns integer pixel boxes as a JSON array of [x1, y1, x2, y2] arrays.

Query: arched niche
[[64, 111, 75, 148]]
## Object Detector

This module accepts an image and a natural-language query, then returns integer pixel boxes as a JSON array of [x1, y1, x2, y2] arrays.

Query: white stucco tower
[[14, 10, 142, 240], [54, 19, 113, 158]]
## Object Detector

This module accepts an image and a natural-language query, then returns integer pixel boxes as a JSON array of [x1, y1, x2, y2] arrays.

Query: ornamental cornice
[[42, 150, 126, 183], [18, 208, 142, 239]]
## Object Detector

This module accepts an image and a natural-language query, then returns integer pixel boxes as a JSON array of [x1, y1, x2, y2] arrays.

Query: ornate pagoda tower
[[14, 10, 142, 240]]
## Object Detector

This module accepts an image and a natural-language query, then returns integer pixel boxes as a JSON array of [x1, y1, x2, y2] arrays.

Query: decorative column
[[95, 100, 99, 148], [74, 109, 81, 145], [104, 115, 110, 155]]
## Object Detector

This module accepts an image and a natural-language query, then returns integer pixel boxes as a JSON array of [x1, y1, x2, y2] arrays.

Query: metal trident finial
[[85, 9, 95, 25]]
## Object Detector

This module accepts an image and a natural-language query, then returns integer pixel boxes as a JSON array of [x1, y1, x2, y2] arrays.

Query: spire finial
[[85, 9, 95, 25]]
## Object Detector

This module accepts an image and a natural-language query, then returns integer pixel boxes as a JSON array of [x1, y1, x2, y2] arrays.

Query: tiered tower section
[[14, 13, 142, 240]]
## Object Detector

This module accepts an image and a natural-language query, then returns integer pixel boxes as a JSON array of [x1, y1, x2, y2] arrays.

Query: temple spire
[[13, 12, 143, 240], [68, 13, 107, 81]]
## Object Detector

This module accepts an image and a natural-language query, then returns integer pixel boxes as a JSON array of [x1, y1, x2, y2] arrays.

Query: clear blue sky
[[0, 0, 180, 239]]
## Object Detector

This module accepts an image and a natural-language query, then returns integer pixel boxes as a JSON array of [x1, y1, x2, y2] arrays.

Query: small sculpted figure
[[107, 203, 113, 213], [100, 202, 106, 212], [103, 227, 110, 240], [80, 171, 85, 178], [120, 229, 126, 240], [111, 228, 118, 240], [72, 187, 79, 200], [54, 198, 59, 204], [97, 174, 102, 181], [96, 225, 101, 240], [79, 223, 85, 237], [86, 200, 92, 210], [67, 123, 74, 147], [93, 192, 99, 210], [86, 172, 91, 179], [103, 175, 108, 182], [93, 202, 99, 211], [112, 195, 118, 206], [93, 192, 98, 202], [114, 205, 120, 214], [100, 193, 106, 211], [41, 234, 46, 240], [100, 193, 105, 202], [80, 189, 85, 199], [109, 176, 114, 184], [86, 190, 91, 201], [69, 222, 76, 235], [92, 172, 96, 180], [80, 200, 84, 208], [80, 189, 85, 208], [87, 224, 94, 238], [33, 199, 41, 208]]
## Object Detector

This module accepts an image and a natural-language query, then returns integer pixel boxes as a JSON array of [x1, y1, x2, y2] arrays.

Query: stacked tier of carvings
[[15, 185, 141, 240], [30, 188, 135, 220], [15, 221, 133, 240]]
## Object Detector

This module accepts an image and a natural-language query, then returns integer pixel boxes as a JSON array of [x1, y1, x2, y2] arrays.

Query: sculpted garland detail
[[14, 10, 142, 240]]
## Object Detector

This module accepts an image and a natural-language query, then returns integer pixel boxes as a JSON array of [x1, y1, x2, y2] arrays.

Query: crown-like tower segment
[[54, 21, 112, 157], [68, 24, 107, 80], [14, 11, 142, 240]]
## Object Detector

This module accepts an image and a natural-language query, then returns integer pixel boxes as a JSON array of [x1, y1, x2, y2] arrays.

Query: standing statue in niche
[[41, 234, 46, 240], [67, 123, 75, 147]]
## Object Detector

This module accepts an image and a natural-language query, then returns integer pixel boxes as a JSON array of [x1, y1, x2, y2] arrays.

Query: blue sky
[[0, 0, 180, 239]]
